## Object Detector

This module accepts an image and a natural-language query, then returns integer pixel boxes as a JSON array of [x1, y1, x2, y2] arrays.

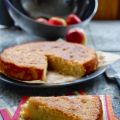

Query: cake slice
[[20, 96, 103, 120]]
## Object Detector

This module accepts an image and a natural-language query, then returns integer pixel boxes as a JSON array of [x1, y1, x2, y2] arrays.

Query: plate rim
[[0, 66, 106, 88]]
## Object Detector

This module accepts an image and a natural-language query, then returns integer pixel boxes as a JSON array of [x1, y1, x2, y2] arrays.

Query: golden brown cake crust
[[20, 96, 103, 120], [0, 41, 98, 81], [0, 49, 47, 81]]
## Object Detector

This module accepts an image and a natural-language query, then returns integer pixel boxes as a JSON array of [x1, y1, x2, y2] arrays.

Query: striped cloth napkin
[[0, 92, 119, 120]]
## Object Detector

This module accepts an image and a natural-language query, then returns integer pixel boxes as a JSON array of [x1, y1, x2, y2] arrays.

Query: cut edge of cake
[[20, 96, 103, 120]]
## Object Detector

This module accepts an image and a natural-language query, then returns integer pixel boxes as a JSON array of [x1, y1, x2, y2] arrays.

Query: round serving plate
[[0, 66, 106, 96], [0, 66, 106, 88], [0, 38, 106, 95]]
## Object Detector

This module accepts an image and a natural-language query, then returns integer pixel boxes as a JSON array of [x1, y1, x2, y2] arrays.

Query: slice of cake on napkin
[[20, 96, 103, 120]]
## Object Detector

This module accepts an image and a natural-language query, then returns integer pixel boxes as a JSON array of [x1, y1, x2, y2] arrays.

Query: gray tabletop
[[0, 21, 120, 119]]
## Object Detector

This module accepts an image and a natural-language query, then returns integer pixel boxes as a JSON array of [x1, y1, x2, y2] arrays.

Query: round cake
[[0, 41, 98, 81]]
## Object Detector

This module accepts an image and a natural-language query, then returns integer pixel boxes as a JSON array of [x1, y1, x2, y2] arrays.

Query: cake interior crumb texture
[[20, 96, 103, 120]]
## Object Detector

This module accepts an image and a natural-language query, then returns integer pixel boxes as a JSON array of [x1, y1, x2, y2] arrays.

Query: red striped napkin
[[0, 109, 12, 120]]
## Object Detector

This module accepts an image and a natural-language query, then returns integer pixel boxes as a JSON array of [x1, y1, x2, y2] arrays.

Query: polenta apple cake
[[0, 41, 98, 81], [20, 96, 103, 120]]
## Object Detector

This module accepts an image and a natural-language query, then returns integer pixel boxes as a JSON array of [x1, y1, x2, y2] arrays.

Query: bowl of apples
[[4, 0, 98, 40]]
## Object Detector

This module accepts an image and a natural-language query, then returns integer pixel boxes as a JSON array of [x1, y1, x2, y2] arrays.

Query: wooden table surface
[[0, 21, 120, 119]]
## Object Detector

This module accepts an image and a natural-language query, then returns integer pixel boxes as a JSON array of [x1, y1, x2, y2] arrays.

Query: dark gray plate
[[0, 38, 105, 95], [0, 66, 106, 88]]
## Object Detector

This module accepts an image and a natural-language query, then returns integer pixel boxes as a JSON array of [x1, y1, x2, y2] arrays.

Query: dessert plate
[[1, 51, 119, 95], [0, 66, 106, 88], [1, 39, 118, 94]]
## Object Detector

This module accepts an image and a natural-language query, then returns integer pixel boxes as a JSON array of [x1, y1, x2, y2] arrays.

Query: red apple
[[65, 28, 86, 44], [66, 14, 81, 25], [48, 17, 67, 26], [36, 18, 48, 24]]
